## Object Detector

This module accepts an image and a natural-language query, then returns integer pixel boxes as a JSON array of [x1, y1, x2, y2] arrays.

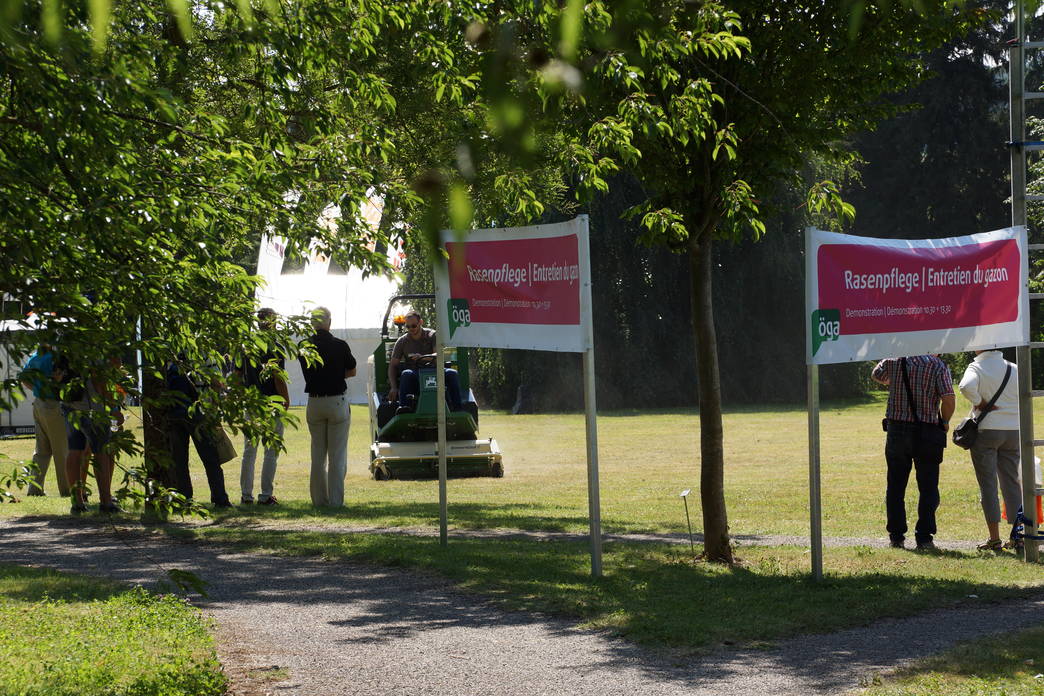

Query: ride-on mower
[[367, 294, 503, 480]]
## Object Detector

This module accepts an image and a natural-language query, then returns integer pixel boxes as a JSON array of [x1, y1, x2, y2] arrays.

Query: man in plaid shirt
[[872, 355, 956, 551]]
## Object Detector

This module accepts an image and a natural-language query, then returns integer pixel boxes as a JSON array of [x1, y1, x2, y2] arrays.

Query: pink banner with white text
[[445, 234, 581, 326], [435, 217, 592, 353], [806, 227, 1028, 364]]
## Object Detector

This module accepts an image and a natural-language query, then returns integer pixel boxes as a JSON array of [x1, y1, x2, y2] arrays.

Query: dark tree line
[[401, 9, 1039, 412]]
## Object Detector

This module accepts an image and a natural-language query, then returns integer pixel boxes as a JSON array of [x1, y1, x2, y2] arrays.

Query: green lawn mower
[[367, 294, 503, 480]]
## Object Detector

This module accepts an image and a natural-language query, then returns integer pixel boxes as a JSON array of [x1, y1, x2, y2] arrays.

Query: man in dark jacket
[[165, 359, 232, 508]]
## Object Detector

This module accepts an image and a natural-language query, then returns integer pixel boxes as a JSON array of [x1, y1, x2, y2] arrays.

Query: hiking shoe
[[915, 540, 938, 552], [257, 496, 279, 506], [1005, 538, 1025, 552], [99, 502, 122, 514], [889, 537, 905, 549], [240, 497, 254, 505], [977, 538, 1003, 552], [70, 502, 88, 515]]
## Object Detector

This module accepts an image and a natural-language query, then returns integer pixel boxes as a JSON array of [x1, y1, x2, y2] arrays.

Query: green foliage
[[0, 456, 37, 502], [808, 181, 857, 232], [166, 568, 209, 597], [0, 0, 493, 505], [0, 565, 225, 696]]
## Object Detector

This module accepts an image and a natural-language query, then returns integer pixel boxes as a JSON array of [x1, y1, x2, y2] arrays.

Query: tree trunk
[[689, 233, 733, 563]]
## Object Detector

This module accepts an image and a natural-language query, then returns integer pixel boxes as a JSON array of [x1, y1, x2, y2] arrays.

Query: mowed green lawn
[[3, 392, 1043, 544], [0, 565, 225, 696]]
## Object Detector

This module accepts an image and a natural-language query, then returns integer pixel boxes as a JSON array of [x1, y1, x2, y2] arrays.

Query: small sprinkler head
[[679, 489, 695, 554]]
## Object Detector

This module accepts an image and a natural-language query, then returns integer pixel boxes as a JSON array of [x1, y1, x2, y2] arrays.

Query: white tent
[[254, 198, 400, 405]]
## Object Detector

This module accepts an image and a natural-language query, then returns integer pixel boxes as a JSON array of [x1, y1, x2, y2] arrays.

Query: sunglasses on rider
[[405, 323, 419, 329]]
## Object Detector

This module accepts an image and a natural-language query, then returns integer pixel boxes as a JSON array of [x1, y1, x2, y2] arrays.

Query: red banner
[[817, 239, 1021, 335], [446, 234, 581, 326]]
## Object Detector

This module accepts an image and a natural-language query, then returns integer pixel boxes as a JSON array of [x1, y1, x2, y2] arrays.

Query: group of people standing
[[20, 305, 357, 513], [873, 349, 1025, 552], [160, 305, 358, 510], [20, 347, 123, 514]]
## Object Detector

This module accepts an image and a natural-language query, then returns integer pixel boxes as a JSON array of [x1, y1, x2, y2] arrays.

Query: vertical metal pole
[[576, 216, 602, 578], [1010, 2, 1038, 562], [436, 332, 448, 547], [1011, 4, 1026, 267], [1017, 345, 1038, 561], [805, 226, 824, 581], [807, 364, 823, 581], [683, 496, 695, 554], [583, 348, 602, 577]]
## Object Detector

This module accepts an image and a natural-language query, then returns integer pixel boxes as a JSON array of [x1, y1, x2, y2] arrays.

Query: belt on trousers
[[308, 391, 345, 397]]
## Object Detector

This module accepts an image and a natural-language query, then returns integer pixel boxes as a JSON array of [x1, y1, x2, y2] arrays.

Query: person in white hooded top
[[958, 349, 1021, 551]]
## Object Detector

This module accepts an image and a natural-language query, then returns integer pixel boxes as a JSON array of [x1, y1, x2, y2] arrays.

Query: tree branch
[[102, 110, 223, 145]]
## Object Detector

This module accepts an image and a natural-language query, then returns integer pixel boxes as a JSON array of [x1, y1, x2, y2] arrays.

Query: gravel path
[[3, 516, 1043, 696]]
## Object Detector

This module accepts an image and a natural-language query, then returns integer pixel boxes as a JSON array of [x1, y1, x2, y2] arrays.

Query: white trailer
[[0, 321, 35, 436]]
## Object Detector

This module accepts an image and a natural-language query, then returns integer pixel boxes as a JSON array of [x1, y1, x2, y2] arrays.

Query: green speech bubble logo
[[448, 299, 471, 339], [811, 309, 841, 356]]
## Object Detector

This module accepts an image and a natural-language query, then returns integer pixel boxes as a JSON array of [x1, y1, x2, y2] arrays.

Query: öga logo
[[811, 309, 841, 356], [448, 298, 471, 338]]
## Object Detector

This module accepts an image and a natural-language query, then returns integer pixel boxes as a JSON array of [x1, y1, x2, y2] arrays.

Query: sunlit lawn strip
[[4, 395, 1043, 543], [0, 564, 225, 696], [171, 525, 1044, 649], [861, 624, 1044, 696]]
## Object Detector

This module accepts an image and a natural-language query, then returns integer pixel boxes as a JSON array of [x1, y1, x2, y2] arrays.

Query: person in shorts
[[55, 354, 123, 515]]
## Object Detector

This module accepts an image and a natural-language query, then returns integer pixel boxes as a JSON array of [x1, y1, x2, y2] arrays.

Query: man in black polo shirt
[[298, 307, 356, 507]]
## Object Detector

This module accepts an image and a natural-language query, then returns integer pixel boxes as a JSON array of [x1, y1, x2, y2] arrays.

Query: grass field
[[0, 564, 225, 696], [3, 393, 1043, 544], [861, 623, 1044, 695]]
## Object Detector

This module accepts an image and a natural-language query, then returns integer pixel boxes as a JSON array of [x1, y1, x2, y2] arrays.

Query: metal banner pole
[[583, 348, 602, 577], [577, 216, 602, 577], [807, 364, 823, 581], [805, 226, 823, 581], [1010, 3, 1039, 562], [436, 328, 448, 546], [1017, 344, 1038, 561]]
